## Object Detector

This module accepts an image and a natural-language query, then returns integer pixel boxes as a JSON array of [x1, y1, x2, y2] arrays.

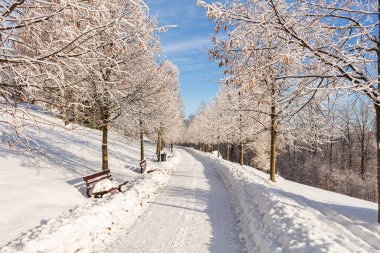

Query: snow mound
[[188, 149, 380, 253], [211, 150, 219, 156], [92, 178, 118, 193]]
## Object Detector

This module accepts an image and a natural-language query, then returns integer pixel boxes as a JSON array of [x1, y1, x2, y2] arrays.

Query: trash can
[[160, 153, 167, 162]]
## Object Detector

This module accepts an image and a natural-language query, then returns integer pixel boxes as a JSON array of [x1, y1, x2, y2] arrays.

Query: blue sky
[[145, 0, 222, 118]]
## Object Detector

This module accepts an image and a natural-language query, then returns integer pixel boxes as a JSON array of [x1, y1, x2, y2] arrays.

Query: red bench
[[140, 160, 147, 174], [140, 160, 155, 174], [82, 170, 128, 198]]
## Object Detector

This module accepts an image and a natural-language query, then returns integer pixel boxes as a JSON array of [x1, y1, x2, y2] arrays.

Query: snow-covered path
[[106, 148, 243, 253]]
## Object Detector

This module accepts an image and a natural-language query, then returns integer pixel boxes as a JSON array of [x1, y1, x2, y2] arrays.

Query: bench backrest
[[83, 170, 112, 187], [140, 160, 147, 167]]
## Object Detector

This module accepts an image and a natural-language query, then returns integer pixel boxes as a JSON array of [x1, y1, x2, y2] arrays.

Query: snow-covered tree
[[199, 0, 380, 222], [145, 61, 184, 160], [0, 0, 92, 148], [2, 0, 175, 171], [198, 3, 339, 181]]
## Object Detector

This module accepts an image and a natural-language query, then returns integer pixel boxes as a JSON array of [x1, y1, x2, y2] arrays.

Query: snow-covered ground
[[106, 148, 243, 253], [192, 148, 380, 253], [0, 112, 168, 250], [2, 111, 380, 253], [1, 155, 180, 253]]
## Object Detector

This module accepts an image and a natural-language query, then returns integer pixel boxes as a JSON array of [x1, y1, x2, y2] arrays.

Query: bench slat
[[85, 175, 112, 187], [82, 169, 128, 198], [83, 170, 111, 181]]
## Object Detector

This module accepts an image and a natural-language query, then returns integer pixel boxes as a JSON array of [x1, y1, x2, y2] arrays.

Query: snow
[[143, 163, 156, 173], [0, 157, 179, 253], [106, 148, 243, 253], [202, 148, 380, 253], [211, 150, 219, 156], [2, 111, 380, 253], [92, 179, 118, 193], [0, 112, 161, 250]]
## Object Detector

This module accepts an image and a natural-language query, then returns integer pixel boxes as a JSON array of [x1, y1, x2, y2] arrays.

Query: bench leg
[[118, 181, 129, 192], [86, 188, 92, 198]]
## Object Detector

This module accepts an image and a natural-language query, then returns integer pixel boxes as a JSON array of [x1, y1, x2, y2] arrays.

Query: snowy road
[[106, 148, 243, 253]]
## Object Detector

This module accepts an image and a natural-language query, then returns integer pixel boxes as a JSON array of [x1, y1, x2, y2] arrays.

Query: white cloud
[[163, 37, 211, 54]]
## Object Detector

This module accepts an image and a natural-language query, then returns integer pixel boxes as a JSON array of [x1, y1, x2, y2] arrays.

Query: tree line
[[182, 0, 380, 223]]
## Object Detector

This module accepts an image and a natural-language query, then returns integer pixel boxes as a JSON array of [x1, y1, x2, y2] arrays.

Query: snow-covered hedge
[[189, 149, 380, 253], [0, 152, 181, 253]]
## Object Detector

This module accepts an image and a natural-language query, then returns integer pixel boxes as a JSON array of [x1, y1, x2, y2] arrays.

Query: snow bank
[[0, 111, 158, 246], [188, 149, 380, 253], [0, 151, 181, 253]]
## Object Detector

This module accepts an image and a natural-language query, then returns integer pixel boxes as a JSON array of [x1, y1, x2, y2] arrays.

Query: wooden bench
[[140, 160, 155, 174], [82, 170, 128, 198], [140, 160, 147, 174]]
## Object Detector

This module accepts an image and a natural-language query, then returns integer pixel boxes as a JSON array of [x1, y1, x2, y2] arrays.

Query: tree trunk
[[140, 119, 144, 161], [217, 141, 220, 158], [226, 142, 230, 161], [375, 104, 380, 223], [102, 123, 108, 171], [159, 130, 163, 160], [348, 123, 352, 169], [376, 6, 380, 222], [231, 144, 235, 162], [329, 141, 333, 166], [239, 141, 244, 165], [156, 132, 159, 155], [238, 90, 244, 166], [270, 102, 277, 182], [160, 133, 164, 151], [360, 134, 365, 178], [156, 132, 160, 161]]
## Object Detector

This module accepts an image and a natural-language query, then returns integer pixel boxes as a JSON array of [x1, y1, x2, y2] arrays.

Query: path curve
[[105, 148, 243, 253]]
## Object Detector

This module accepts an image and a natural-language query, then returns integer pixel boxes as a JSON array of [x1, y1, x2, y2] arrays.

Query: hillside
[[0, 113, 156, 247]]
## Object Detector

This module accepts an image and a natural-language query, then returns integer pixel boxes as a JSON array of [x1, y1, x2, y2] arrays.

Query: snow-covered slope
[[190, 149, 380, 253], [0, 113, 157, 247]]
